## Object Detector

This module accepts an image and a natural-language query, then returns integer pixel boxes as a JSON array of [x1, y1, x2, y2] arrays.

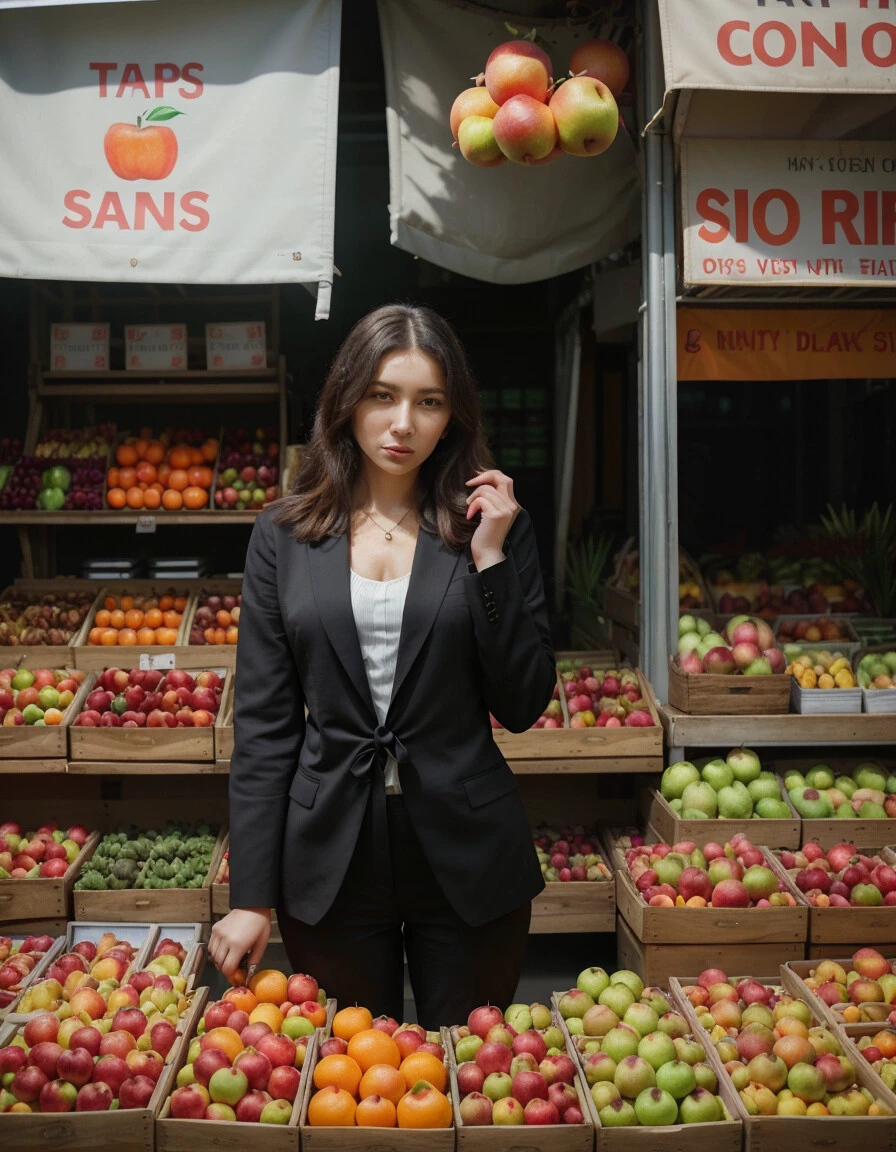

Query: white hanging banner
[[377, 0, 639, 285], [0, 0, 340, 313], [682, 138, 896, 288], [658, 0, 896, 95]]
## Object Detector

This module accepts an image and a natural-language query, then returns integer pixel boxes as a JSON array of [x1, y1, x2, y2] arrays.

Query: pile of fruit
[[72, 667, 223, 728], [450, 36, 625, 169], [106, 430, 217, 512], [453, 999, 584, 1127], [855, 1027, 896, 1092], [0, 936, 195, 1114], [34, 426, 116, 463], [214, 427, 279, 511], [660, 747, 792, 820], [0, 666, 86, 729], [74, 823, 217, 892], [0, 933, 57, 1010], [558, 967, 727, 1126], [789, 651, 856, 691], [784, 761, 896, 820], [0, 588, 95, 647], [778, 616, 853, 646], [215, 848, 229, 885], [779, 842, 896, 908], [533, 824, 612, 883], [858, 651, 896, 691], [0, 819, 90, 879], [798, 948, 896, 1024], [305, 1004, 451, 1129], [86, 590, 187, 647], [188, 590, 241, 646], [167, 969, 324, 1123], [557, 660, 655, 728], [614, 550, 706, 610], [678, 615, 786, 677], [620, 833, 798, 910], [680, 969, 892, 1116]]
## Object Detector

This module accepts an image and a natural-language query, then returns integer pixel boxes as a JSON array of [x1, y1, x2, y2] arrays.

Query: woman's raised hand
[[465, 469, 520, 570]]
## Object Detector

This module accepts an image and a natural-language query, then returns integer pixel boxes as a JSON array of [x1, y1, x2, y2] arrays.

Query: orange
[[347, 1029, 401, 1072], [118, 467, 137, 490], [94, 609, 111, 628], [307, 1086, 356, 1127], [216, 610, 232, 627], [355, 1095, 396, 1127], [159, 595, 175, 611], [249, 968, 288, 1005], [189, 448, 203, 466], [359, 1064, 406, 1105], [136, 627, 156, 646], [120, 595, 135, 611], [88, 627, 104, 645], [107, 488, 127, 509], [187, 465, 208, 487], [168, 447, 192, 470], [136, 462, 157, 485], [43, 708, 64, 726], [107, 467, 120, 488], [873, 1029, 896, 1059], [143, 489, 161, 510], [163, 610, 181, 629], [104, 596, 118, 611], [201, 1027, 244, 1063], [225, 626, 239, 645], [248, 1002, 283, 1032], [126, 487, 144, 510], [134, 439, 149, 459], [144, 608, 163, 629], [155, 627, 178, 645], [167, 469, 189, 492], [162, 490, 183, 511], [157, 463, 172, 486], [118, 628, 137, 646], [222, 987, 257, 1014], [313, 1054, 362, 1096], [100, 629, 119, 646], [173, 596, 188, 612], [396, 1082, 451, 1129], [201, 439, 218, 462], [144, 441, 165, 465], [116, 443, 138, 467], [183, 486, 209, 510], [109, 609, 126, 630], [398, 1053, 446, 1093], [332, 1006, 373, 1042]]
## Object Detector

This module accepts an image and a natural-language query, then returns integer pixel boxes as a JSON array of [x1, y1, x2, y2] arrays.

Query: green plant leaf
[[144, 106, 185, 123]]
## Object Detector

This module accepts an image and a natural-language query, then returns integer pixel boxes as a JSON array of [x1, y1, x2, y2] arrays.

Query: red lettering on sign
[[695, 189, 731, 242], [134, 192, 175, 230], [753, 190, 800, 246], [89, 63, 117, 97], [61, 190, 210, 231], [180, 192, 210, 231], [92, 192, 131, 230], [863, 22, 896, 67], [753, 22, 797, 68], [116, 63, 151, 100], [821, 190, 896, 244], [717, 20, 752, 65], [179, 64, 204, 99], [61, 190, 91, 229], [154, 63, 180, 97], [801, 22, 847, 68], [695, 188, 799, 246]]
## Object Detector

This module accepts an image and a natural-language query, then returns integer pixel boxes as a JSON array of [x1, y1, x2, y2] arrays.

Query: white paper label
[[135, 515, 157, 534], [50, 323, 110, 371], [125, 324, 188, 371], [206, 321, 266, 369], [139, 652, 175, 671]]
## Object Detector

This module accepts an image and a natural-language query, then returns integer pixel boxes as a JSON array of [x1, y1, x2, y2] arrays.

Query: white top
[[350, 569, 411, 794]]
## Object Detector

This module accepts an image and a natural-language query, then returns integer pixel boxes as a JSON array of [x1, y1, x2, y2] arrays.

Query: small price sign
[[50, 323, 110, 371], [135, 515, 157, 534], [139, 652, 175, 671], [206, 321, 267, 369]]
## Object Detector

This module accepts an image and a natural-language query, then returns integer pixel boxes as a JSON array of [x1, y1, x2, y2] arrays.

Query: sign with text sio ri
[[0, 0, 340, 313], [682, 139, 896, 288]]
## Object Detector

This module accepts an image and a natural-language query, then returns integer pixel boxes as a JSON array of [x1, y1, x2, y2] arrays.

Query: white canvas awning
[[377, 0, 640, 285]]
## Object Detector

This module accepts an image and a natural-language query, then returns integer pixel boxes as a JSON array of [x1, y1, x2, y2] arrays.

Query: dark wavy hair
[[272, 303, 494, 550]]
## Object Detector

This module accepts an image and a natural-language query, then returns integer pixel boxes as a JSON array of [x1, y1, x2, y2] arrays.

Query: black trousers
[[277, 792, 531, 1030]]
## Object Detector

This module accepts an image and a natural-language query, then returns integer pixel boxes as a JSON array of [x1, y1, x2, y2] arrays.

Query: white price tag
[[135, 515, 157, 534], [139, 652, 175, 671]]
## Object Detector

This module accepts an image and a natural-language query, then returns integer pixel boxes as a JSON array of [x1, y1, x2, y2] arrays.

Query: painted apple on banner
[[62, 61, 209, 232]]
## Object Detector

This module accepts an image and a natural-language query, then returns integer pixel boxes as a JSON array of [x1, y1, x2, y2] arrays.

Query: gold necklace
[[364, 508, 412, 542]]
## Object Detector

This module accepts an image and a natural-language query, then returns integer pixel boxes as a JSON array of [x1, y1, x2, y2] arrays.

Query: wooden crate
[[215, 671, 234, 763], [181, 579, 243, 668], [642, 774, 802, 849], [445, 1022, 592, 1151], [772, 846, 896, 948], [780, 957, 896, 1030], [667, 656, 792, 716], [211, 834, 230, 915], [0, 668, 91, 760], [798, 817, 893, 851], [0, 579, 99, 666], [72, 580, 199, 670], [605, 583, 639, 630], [615, 913, 804, 988], [0, 933, 64, 1019], [68, 668, 229, 762], [299, 1029, 455, 1152], [530, 878, 615, 933], [611, 845, 808, 946], [0, 830, 99, 923], [73, 827, 228, 923], [670, 973, 896, 1151], [551, 990, 744, 1152]]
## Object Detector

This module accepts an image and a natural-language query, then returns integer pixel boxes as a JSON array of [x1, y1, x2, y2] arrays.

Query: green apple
[[454, 1034, 483, 1062], [601, 1026, 640, 1063], [859, 801, 887, 819], [610, 970, 644, 999], [717, 781, 754, 819], [576, 967, 610, 1000], [854, 763, 888, 792], [541, 1025, 565, 1051], [260, 1099, 292, 1124], [622, 1003, 659, 1038], [11, 669, 34, 691], [696, 617, 712, 636], [678, 1086, 723, 1122], [634, 1086, 678, 1125], [492, 1097, 525, 1124], [208, 1066, 248, 1106], [784, 770, 806, 791], [679, 615, 697, 637], [700, 758, 733, 791], [680, 781, 718, 818], [748, 773, 782, 802], [482, 1072, 513, 1102], [565, 1017, 584, 1036], [805, 764, 836, 790], [281, 1015, 314, 1041], [656, 1059, 696, 1099], [835, 775, 858, 798], [591, 1081, 620, 1110], [637, 1030, 677, 1069], [599, 1098, 637, 1126], [789, 788, 834, 819], [754, 797, 792, 819], [661, 762, 700, 801], [727, 747, 762, 783], [503, 1003, 532, 1033], [529, 1002, 552, 1030]]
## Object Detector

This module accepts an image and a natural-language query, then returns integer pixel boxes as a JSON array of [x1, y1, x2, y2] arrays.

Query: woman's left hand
[[465, 469, 520, 570]]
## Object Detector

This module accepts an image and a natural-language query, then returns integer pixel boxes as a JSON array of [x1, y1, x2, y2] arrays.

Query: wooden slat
[[668, 657, 791, 716], [643, 774, 802, 849], [660, 703, 896, 746]]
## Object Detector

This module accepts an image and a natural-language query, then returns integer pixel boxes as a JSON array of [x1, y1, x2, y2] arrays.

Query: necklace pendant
[[384, 531, 392, 541]]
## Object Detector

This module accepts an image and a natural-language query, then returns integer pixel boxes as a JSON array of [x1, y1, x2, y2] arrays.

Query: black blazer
[[228, 507, 555, 927]]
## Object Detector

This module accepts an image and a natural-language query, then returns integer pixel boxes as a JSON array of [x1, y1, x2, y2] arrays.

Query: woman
[[209, 303, 555, 1029]]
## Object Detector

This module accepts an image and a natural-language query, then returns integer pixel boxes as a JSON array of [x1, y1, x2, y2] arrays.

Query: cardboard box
[[50, 323, 110, 371], [125, 324, 188, 371], [205, 321, 266, 369]]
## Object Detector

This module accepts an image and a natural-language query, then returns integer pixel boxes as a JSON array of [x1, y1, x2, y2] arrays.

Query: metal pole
[[638, 0, 678, 701]]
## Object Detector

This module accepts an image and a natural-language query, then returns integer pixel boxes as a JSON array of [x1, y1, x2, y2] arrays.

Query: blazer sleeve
[[229, 512, 305, 909], [463, 508, 556, 732]]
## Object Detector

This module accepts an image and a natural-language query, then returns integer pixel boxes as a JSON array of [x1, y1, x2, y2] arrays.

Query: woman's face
[[352, 348, 452, 481]]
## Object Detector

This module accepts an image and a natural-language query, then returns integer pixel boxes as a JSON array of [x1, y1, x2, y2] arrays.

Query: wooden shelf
[[212, 757, 661, 777], [67, 761, 225, 775], [660, 703, 896, 747], [38, 382, 280, 403], [42, 368, 277, 380], [0, 511, 259, 525]]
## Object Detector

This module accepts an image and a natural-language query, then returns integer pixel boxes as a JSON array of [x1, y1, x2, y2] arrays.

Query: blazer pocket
[[462, 763, 517, 809], [289, 769, 319, 809]]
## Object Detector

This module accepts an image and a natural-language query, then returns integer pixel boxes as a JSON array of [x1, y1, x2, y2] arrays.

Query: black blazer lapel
[[389, 528, 464, 713], [306, 535, 377, 722]]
